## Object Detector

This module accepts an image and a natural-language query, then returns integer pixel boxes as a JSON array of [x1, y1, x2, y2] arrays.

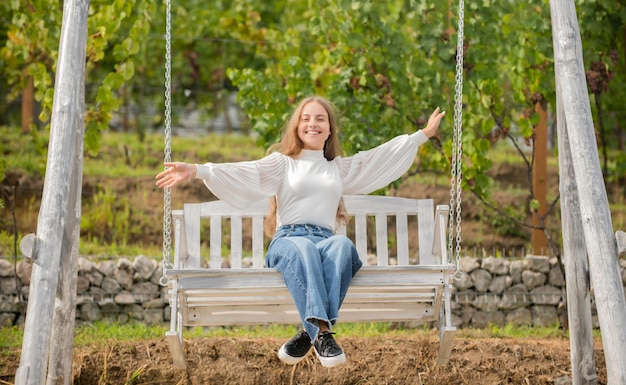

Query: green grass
[[0, 127, 266, 179], [1, 321, 598, 350], [73, 321, 171, 346], [459, 323, 564, 339], [0, 322, 416, 349], [85, 131, 265, 178], [0, 325, 23, 349]]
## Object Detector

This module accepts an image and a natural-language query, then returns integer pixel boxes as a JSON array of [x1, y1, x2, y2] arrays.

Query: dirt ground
[[0, 333, 607, 384]]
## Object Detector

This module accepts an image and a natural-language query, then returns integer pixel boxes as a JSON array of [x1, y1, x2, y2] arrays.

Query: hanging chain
[[160, 0, 173, 286], [448, 0, 465, 280]]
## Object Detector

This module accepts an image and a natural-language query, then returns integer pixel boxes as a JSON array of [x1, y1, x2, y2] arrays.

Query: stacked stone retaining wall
[[1, 255, 625, 328]]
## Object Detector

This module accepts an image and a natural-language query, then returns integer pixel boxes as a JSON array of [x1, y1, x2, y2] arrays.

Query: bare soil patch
[[0, 333, 607, 384]]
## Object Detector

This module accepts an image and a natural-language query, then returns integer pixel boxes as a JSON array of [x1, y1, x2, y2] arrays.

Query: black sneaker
[[313, 331, 346, 367], [278, 329, 312, 364]]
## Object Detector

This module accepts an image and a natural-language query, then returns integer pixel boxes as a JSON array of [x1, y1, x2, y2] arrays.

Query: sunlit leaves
[[227, 0, 455, 161]]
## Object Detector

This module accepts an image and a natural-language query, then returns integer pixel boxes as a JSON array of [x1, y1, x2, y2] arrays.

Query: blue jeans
[[265, 224, 362, 342]]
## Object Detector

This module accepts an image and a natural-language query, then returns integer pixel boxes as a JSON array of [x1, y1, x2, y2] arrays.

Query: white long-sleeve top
[[195, 131, 429, 231]]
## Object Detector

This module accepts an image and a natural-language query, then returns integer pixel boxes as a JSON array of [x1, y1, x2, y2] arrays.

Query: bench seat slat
[[184, 302, 436, 326], [177, 285, 441, 297], [166, 264, 456, 279], [172, 269, 452, 290], [181, 295, 440, 307], [179, 289, 440, 301]]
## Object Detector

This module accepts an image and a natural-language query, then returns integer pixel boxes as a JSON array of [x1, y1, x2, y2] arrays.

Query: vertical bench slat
[[396, 212, 409, 266], [355, 214, 368, 265], [417, 199, 435, 264], [210, 216, 222, 269], [375, 213, 388, 266], [231, 215, 243, 269], [183, 204, 201, 268], [433, 205, 450, 264], [172, 212, 184, 268], [252, 214, 265, 268]]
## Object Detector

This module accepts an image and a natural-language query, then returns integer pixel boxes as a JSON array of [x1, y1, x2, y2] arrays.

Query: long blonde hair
[[264, 96, 348, 236]]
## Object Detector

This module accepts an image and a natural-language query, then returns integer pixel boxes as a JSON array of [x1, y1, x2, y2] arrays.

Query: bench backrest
[[172, 195, 446, 270]]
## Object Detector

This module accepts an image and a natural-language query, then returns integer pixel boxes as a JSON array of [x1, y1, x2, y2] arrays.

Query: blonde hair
[[264, 96, 348, 236]]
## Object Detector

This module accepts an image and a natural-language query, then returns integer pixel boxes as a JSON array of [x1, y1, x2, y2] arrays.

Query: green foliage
[[228, 1, 453, 157], [1, 0, 156, 152], [81, 187, 131, 246], [84, 0, 155, 153], [486, 204, 526, 238], [0, 128, 48, 176]]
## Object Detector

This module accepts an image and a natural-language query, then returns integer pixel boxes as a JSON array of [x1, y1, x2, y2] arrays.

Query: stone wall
[[1, 255, 625, 328]]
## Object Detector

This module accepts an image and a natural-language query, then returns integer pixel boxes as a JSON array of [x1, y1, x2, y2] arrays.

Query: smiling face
[[297, 101, 331, 151]]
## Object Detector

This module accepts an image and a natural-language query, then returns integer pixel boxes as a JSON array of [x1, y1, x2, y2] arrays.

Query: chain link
[[160, 0, 173, 286], [449, 0, 465, 280]]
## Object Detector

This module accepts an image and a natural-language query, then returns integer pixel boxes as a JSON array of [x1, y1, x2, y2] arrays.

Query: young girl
[[156, 96, 445, 368]]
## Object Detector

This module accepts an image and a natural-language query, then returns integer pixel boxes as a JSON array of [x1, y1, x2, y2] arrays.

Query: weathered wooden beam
[[47, 50, 86, 385], [19, 233, 38, 264], [555, 91, 597, 384], [616, 231, 626, 258], [550, 1, 626, 383], [14, 1, 89, 384]]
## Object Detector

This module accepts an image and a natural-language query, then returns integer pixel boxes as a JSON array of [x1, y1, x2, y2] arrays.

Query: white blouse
[[195, 131, 429, 231]]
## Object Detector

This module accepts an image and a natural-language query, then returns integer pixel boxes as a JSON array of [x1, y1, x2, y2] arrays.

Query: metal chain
[[160, 0, 173, 286], [448, 0, 465, 280]]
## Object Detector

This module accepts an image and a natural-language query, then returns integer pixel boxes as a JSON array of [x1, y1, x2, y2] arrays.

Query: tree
[[1, 0, 156, 153]]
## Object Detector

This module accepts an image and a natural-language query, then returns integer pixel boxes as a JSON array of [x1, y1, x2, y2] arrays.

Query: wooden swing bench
[[163, 194, 457, 369]]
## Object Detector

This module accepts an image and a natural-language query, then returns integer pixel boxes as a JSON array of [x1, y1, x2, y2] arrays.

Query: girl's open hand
[[422, 107, 446, 138], [155, 162, 196, 189]]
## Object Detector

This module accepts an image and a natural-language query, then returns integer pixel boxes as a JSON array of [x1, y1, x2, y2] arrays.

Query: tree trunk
[[21, 77, 34, 133]]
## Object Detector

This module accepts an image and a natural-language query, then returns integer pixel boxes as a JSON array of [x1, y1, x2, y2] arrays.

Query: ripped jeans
[[265, 224, 362, 342]]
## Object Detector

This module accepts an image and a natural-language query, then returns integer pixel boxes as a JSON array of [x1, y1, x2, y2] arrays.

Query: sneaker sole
[[314, 350, 346, 368], [278, 345, 308, 365]]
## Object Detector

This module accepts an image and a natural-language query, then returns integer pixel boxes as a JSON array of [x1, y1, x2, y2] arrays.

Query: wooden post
[[550, 1, 626, 383], [532, 101, 548, 255], [556, 97, 597, 384], [46, 27, 87, 385], [47, 137, 83, 385], [14, 1, 89, 384]]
